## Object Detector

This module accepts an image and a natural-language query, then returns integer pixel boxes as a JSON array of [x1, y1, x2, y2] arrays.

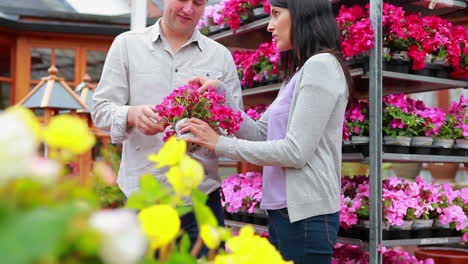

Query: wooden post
[[78, 150, 93, 186]]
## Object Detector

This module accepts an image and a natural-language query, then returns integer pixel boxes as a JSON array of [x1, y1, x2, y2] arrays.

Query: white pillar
[[131, 0, 147, 30]]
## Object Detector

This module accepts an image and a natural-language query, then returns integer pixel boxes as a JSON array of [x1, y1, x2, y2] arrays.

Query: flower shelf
[[340, 226, 463, 242]]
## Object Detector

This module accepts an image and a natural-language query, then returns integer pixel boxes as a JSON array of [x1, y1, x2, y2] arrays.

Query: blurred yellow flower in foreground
[[166, 155, 204, 196], [138, 204, 180, 250], [200, 224, 231, 250], [43, 115, 95, 155], [148, 137, 186, 168], [215, 226, 292, 264]]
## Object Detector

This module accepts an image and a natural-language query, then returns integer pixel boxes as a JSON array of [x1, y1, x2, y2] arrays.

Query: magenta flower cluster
[[343, 100, 370, 140], [246, 104, 269, 120], [154, 84, 243, 141], [233, 41, 280, 88], [449, 95, 468, 138], [221, 171, 262, 214]]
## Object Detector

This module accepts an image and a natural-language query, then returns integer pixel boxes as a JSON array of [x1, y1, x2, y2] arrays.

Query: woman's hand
[[186, 76, 219, 93], [178, 118, 220, 152]]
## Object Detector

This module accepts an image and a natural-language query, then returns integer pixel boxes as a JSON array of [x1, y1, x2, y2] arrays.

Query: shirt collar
[[151, 19, 205, 52]]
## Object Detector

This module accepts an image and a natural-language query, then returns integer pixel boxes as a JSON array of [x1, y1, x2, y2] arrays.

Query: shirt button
[[175, 68, 178, 73]]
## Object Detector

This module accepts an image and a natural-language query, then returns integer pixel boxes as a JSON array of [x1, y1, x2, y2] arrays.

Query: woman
[[180, 0, 354, 263]]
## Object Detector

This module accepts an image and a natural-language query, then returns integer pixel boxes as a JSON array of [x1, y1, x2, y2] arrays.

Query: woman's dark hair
[[269, 0, 354, 100]]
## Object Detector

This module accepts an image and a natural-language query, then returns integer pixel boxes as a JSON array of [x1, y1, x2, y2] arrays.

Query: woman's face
[[267, 6, 292, 51]]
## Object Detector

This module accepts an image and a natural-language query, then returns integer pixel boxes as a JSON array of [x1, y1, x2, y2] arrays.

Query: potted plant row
[[339, 176, 468, 241], [233, 41, 281, 89], [197, 0, 271, 35], [337, 3, 468, 80], [343, 94, 468, 156]]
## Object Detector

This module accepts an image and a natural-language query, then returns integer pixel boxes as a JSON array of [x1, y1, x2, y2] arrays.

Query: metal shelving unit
[[209, 1, 468, 263], [209, 17, 270, 41], [337, 237, 464, 251], [343, 153, 468, 163], [241, 67, 468, 98]]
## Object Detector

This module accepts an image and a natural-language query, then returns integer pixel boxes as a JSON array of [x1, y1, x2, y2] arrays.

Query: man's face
[[162, 0, 206, 34]]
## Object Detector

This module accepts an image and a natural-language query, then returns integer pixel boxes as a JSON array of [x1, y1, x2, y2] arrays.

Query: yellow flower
[[200, 224, 231, 250], [166, 155, 204, 196], [138, 204, 181, 250], [43, 115, 95, 154], [148, 136, 186, 168], [7, 107, 41, 139], [215, 226, 292, 264]]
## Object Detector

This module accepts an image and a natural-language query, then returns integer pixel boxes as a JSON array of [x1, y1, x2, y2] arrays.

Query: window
[[0, 82, 10, 109], [86, 50, 107, 83], [30, 47, 76, 83], [0, 40, 12, 109]]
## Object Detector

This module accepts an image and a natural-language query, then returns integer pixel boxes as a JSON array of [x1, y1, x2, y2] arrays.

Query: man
[[91, 0, 243, 252]]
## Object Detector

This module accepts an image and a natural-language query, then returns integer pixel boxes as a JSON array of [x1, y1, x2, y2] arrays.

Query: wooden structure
[[18, 65, 88, 121]]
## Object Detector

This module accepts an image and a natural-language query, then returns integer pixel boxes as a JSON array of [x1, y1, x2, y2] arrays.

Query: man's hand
[[186, 76, 219, 93], [127, 105, 164, 135]]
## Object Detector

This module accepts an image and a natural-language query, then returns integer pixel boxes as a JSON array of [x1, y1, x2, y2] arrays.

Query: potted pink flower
[[382, 94, 417, 146], [246, 104, 269, 120], [345, 100, 369, 144], [154, 84, 243, 151], [449, 95, 468, 149], [336, 5, 375, 60], [233, 41, 280, 88], [433, 113, 457, 148]]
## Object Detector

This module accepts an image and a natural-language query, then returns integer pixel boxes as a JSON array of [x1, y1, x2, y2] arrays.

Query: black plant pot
[[435, 147, 454, 156], [339, 227, 363, 240], [410, 146, 433, 155], [410, 67, 434, 77], [356, 143, 370, 156], [411, 228, 433, 239], [433, 228, 453, 238], [224, 212, 233, 220], [342, 144, 360, 153], [390, 230, 412, 240], [383, 144, 410, 154], [231, 212, 242, 222], [384, 59, 411, 73]]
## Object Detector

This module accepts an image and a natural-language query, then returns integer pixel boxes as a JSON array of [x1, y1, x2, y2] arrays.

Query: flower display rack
[[208, 1, 468, 263]]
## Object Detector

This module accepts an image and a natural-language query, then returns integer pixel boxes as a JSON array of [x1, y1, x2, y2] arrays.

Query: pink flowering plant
[[449, 95, 468, 139], [221, 171, 262, 214], [344, 100, 369, 137], [246, 104, 269, 120], [233, 41, 280, 88], [449, 25, 468, 79], [336, 4, 375, 59], [154, 84, 243, 142], [197, 3, 225, 34], [382, 94, 423, 137]]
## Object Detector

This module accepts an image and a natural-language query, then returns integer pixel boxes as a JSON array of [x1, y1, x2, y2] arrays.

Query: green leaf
[[175, 206, 193, 217], [191, 189, 208, 204], [0, 205, 77, 264], [126, 174, 172, 209], [192, 193, 217, 227], [179, 233, 191, 253], [166, 252, 197, 264], [125, 192, 146, 209]]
